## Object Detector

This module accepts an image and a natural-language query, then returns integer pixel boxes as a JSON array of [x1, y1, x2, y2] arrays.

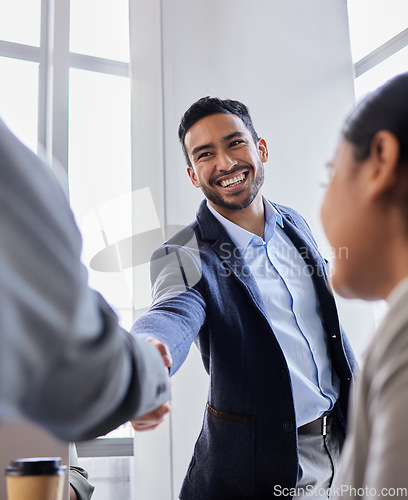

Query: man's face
[[184, 113, 268, 211]]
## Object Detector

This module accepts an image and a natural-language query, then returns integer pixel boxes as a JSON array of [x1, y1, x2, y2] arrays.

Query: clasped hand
[[131, 337, 173, 432]]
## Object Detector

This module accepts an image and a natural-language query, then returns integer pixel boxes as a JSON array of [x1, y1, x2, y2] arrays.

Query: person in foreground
[[0, 117, 170, 442], [132, 97, 357, 498], [321, 72, 408, 499]]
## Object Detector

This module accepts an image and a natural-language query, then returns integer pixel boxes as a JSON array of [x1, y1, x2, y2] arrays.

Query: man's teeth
[[220, 173, 245, 187]]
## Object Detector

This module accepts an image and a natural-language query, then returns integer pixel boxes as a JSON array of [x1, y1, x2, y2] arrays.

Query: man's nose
[[217, 152, 237, 170]]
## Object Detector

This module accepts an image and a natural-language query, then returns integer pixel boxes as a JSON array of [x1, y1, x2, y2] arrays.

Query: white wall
[[130, 1, 375, 498]]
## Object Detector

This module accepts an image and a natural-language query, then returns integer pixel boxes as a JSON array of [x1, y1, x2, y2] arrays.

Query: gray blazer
[[69, 444, 94, 500], [335, 278, 408, 499], [0, 118, 170, 441]]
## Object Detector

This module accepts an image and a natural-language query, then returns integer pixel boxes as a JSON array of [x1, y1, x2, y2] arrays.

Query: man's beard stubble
[[200, 163, 265, 211]]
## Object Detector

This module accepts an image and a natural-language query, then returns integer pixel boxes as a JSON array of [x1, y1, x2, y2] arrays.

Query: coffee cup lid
[[6, 458, 67, 476]]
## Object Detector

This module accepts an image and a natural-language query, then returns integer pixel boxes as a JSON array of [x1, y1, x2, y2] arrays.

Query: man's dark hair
[[178, 97, 259, 167]]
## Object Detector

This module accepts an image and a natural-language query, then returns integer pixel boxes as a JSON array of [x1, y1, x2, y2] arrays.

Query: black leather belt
[[298, 415, 334, 436]]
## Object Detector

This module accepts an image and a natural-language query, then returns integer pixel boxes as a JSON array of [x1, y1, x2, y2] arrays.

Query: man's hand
[[131, 402, 171, 431], [145, 337, 173, 369], [70, 485, 78, 500], [131, 337, 172, 432]]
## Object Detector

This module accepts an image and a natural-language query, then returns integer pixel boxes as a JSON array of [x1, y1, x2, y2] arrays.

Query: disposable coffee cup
[[5, 457, 66, 500]]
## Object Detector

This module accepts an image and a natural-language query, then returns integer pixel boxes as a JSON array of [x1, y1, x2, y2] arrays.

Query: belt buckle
[[322, 415, 327, 436]]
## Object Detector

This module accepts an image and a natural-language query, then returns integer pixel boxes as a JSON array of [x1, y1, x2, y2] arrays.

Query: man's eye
[[197, 152, 212, 160], [230, 140, 244, 147]]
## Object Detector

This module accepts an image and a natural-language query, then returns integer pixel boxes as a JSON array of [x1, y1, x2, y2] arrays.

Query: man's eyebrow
[[190, 143, 214, 158], [190, 132, 245, 158], [221, 131, 245, 143]]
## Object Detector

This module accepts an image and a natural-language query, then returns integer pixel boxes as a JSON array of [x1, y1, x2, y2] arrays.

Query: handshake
[[131, 338, 173, 432]]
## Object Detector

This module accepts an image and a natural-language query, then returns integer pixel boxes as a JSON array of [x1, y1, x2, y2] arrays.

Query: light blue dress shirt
[[207, 199, 340, 427]]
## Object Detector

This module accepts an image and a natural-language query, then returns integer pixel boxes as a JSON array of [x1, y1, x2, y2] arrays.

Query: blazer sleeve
[[69, 443, 95, 500], [131, 241, 207, 375]]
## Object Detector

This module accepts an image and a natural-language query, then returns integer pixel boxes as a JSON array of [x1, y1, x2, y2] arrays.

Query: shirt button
[[283, 421, 294, 432]]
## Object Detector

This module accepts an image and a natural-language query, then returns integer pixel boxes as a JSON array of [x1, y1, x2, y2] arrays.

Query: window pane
[[354, 45, 408, 100], [348, 0, 408, 62], [79, 457, 133, 500], [104, 422, 134, 439], [0, 56, 38, 152], [68, 68, 132, 314], [70, 0, 129, 62], [0, 0, 41, 46]]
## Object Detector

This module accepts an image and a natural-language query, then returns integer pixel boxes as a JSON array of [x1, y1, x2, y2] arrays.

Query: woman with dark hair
[[321, 72, 408, 498]]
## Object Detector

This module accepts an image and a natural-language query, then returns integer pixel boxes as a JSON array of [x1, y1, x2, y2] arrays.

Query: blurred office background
[[0, 1, 407, 498]]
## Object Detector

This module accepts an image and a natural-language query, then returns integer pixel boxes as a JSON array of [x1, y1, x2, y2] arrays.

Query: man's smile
[[211, 168, 250, 190]]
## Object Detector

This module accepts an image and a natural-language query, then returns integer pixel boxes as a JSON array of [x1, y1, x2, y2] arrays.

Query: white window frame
[[354, 26, 408, 78]]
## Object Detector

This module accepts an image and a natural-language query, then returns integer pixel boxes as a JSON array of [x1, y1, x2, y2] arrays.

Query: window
[[0, 1, 41, 46], [70, 0, 129, 61], [354, 44, 408, 100], [347, 0, 408, 99], [347, 1, 408, 331], [0, 0, 133, 327], [1, 2, 135, 498], [0, 56, 39, 152], [0, 0, 41, 151]]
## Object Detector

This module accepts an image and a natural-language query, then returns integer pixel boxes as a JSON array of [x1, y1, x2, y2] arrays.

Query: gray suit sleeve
[[69, 443, 95, 500], [0, 119, 170, 441]]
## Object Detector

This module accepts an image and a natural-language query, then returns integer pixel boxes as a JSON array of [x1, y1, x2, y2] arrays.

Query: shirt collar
[[206, 197, 284, 253]]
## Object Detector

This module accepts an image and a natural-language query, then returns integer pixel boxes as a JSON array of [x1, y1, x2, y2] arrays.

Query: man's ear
[[187, 166, 200, 188], [258, 138, 268, 163], [366, 130, 400, 201]]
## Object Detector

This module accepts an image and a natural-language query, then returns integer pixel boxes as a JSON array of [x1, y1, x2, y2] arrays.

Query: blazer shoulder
[[273, 202, 312, 232], [166, 221, 200, 247], [150, 220, 203, 269]]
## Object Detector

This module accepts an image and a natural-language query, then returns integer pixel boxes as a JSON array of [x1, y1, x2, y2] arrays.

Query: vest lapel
[[196, 201, 270, 323]]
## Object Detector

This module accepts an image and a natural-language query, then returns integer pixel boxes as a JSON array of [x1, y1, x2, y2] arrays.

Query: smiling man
[[185, 112, 265, 212], [132, 97, 357, 499]]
